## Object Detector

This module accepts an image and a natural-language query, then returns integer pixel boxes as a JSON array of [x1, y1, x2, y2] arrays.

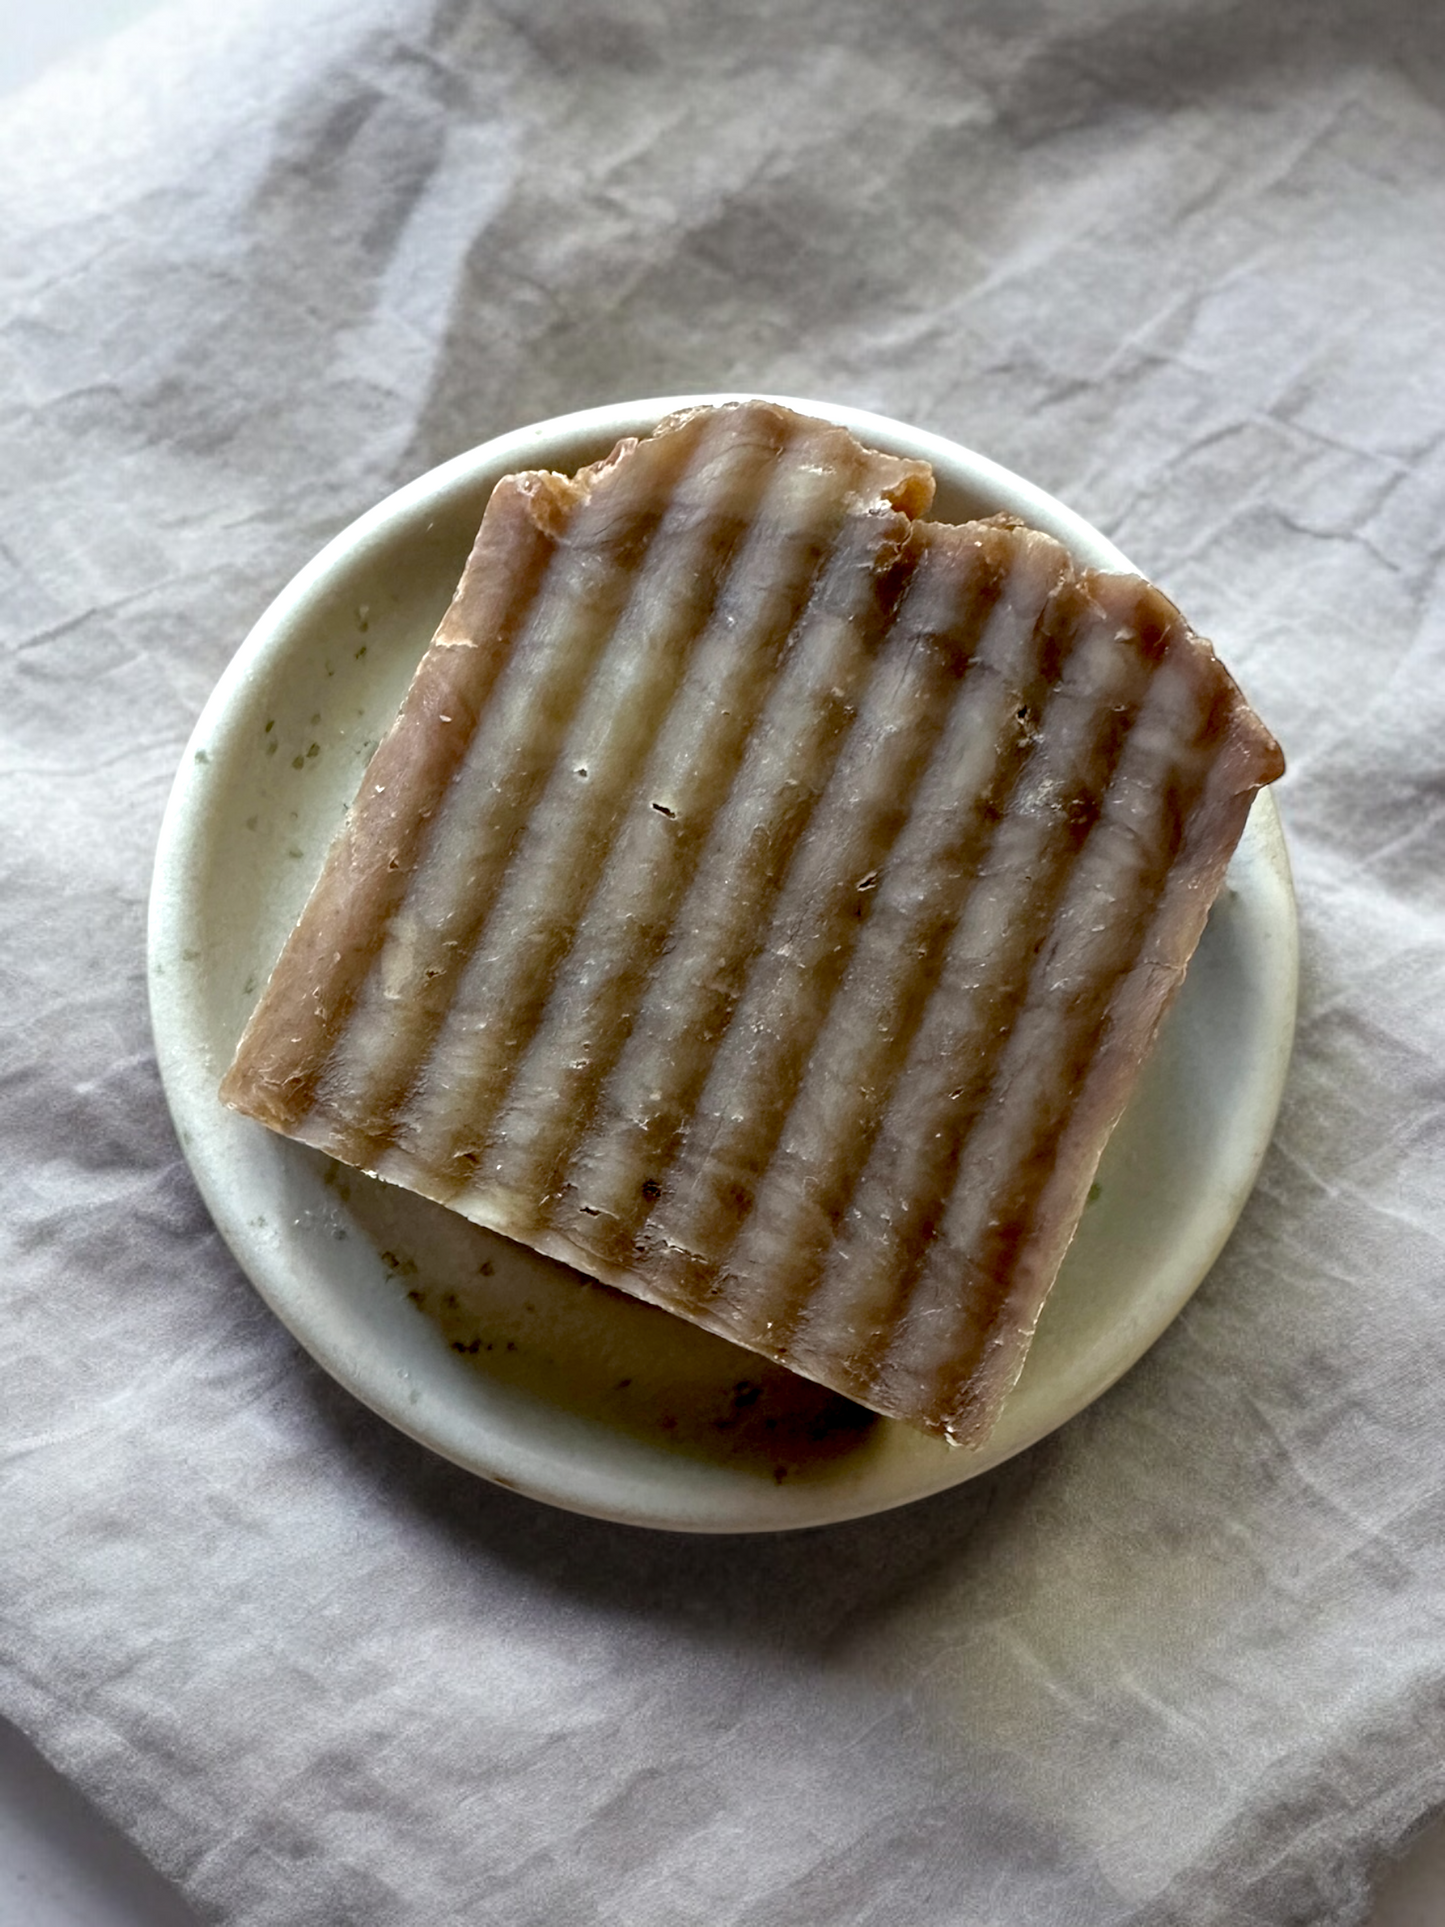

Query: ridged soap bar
[[222, 401, 1284, 1444]]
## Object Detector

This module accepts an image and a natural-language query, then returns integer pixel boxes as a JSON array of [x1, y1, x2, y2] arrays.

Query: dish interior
[[149, 395, 1297, 1532]]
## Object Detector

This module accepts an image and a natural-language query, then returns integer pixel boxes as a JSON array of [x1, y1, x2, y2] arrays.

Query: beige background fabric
[[2, 1, 1444, 1921]]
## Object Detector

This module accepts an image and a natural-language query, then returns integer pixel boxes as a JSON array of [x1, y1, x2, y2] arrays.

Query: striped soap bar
[[222, 401, 1284, 1445]]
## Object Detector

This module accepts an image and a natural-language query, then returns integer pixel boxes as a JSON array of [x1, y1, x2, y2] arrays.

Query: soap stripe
[[888, 620, 1224, 1431], [314, 406, 750, 1163], [549, 502, 924, 1262], [784, 572, 1164, 1403], [219, 479, 563, 1131], [647, 527, 1016, 1307], [708, 524, 1079, 1346], [386, 407, 802, 1184], [478, 448, 904, 1222]]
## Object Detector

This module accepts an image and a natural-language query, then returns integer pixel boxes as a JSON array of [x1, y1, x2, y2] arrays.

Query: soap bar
[[222, 401, 1284, 1445]]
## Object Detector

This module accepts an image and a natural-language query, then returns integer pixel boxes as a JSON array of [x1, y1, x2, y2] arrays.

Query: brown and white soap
[[222, 401, 1284, 1445]]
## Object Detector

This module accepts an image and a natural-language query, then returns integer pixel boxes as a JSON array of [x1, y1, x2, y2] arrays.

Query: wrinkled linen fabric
[[3, 1, 1444, 1922]]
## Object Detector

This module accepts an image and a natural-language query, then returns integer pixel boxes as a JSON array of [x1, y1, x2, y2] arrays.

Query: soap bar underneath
[[222, 401, 1284, 1445]]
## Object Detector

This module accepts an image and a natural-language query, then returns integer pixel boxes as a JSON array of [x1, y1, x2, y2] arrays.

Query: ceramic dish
[[148, 394, 1298, 1533]]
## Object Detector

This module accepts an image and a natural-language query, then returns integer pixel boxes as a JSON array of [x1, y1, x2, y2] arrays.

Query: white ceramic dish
[[148, 394, 1297, 1534]]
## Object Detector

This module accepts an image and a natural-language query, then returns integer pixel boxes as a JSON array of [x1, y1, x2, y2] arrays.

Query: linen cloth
[[3, 1, 1444, 1921]]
